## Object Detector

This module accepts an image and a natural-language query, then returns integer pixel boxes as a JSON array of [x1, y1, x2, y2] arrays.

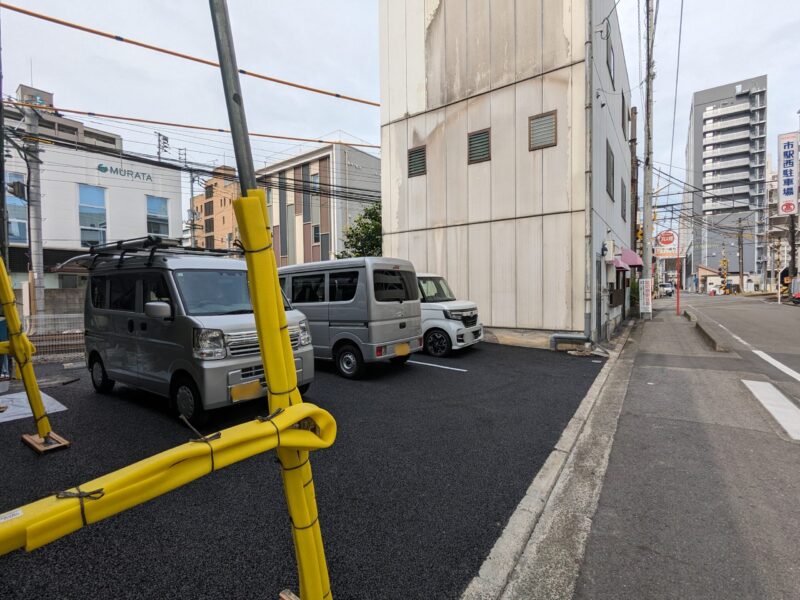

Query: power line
[[0, 2, 379, 108], [666, 0, 685, 184]]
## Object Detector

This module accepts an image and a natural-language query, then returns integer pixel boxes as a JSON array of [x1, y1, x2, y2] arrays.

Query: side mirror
[[145, 301, 172, 319]]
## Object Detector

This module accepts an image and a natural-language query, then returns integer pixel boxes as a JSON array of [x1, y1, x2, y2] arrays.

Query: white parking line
[[408, 360, 468, 373], [716, 323, 751, 348], [752, 350, 800, 384], [742, 380, 800, 440]]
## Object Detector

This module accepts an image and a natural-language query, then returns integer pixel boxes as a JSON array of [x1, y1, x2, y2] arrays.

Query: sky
[[3, 0, 799, 217]]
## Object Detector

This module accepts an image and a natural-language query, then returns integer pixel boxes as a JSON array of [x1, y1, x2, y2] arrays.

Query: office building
[[379, 0, 634, 340]]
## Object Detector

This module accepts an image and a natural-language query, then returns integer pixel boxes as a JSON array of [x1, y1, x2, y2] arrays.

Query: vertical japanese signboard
[[640, 278, 653, 316], [778, 132, 798, 216]]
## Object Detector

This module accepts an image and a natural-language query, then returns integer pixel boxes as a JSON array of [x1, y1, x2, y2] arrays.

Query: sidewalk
[[573, 306, 800, 599]]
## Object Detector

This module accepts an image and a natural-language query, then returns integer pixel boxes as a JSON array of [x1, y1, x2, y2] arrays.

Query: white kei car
[[416, 273, 483, 357]]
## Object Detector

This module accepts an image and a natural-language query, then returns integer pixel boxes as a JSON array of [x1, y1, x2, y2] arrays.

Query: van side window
[[279, 277, 287, 296], [373, 270, 419, 302], [108, 275, 137, 311], [141, 273, 173, 309], [90, 276, 107, 308], [329, 271, 359, 302], [292, 274, 325, 303]]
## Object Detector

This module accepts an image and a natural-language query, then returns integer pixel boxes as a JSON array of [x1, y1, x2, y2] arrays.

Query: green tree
[[337, 202, 382, 258]]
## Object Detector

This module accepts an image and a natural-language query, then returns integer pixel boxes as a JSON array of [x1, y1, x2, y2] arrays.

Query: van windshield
[[174, 269, 290, 315], [418, 276, 456, 302], [373, 269, 419, 302]]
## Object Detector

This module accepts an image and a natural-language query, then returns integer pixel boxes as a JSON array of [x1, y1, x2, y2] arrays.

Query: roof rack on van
[[56, 236, 241, 272]]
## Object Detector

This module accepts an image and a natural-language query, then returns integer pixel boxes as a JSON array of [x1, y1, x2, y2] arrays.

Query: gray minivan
[[278, 257, 422, 378], [82, 247, 314, 424]]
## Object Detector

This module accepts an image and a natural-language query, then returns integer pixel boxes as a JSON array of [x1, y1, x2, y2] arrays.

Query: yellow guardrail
[[0, 189, 336, 599], [0, 258, 70, 452]]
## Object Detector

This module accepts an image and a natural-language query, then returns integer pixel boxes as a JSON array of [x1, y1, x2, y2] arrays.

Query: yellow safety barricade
[[0, 258, 69, 452]]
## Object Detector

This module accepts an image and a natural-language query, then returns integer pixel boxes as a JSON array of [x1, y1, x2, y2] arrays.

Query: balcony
[[703, 130, 750, 145], [703, 199, 750, 212], [703, 116, 751, 132], [702, 156, 750, 171], [702, 143, 750, 159], [702, 171, 750, 185], [704, 102, 750, 118]]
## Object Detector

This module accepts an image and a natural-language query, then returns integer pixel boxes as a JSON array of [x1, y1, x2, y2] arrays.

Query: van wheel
[[335, 344, 364, 379], [390, 355, 410, 366], [90, 356, 115, 393], [425, 329, 452, 357], [172, 376, 208, 426], [298, 383, 311, 395]]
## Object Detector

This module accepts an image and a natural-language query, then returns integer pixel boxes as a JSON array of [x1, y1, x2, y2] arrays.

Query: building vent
[[408, 146, 427, 177], [468, 129, 491, 164], [529, 111, 557, 151]]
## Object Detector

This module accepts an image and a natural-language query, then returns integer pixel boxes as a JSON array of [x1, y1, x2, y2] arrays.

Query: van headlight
[[299, 319, 312, 346], [443, 309, 467, 320], [193, 328, 226, 360]]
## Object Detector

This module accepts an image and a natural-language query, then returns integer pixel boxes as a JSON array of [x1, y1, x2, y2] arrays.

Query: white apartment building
[[4, 85, 182, 290], [379, 0, 633, 341]]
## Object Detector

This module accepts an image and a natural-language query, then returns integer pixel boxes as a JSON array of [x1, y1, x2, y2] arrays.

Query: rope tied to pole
[[180, 415, 222, 472], [55, 486, 105, 527]]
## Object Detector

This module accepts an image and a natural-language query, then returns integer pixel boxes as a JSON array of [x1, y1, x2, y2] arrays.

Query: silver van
[[278, 257, 422, 378], [81, 243, 314, 424]]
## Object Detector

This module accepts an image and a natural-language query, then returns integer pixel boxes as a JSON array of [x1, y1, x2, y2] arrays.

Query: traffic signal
[[6, 181, 26, 199]]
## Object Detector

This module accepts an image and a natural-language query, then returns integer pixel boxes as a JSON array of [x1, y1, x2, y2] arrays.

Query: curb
[[683, 309, 728, 352], [460, 320, 635, 600]]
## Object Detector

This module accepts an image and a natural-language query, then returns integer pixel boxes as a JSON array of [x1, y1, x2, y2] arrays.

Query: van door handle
[[140, 322, 147, 331], [127, 319, 134, 333]]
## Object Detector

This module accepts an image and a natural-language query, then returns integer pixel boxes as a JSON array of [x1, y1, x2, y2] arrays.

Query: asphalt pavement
[[0, 343, 603, 599]]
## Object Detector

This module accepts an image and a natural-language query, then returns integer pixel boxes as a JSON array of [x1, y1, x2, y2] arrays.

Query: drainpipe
[[550, 0, 594, 351]]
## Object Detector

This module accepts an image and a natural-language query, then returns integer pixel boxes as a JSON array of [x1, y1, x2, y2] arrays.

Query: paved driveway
[[0, 343, 603, 599]]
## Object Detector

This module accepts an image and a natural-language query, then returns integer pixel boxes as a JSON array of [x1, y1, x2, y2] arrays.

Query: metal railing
[[23, 313, 84, 362]]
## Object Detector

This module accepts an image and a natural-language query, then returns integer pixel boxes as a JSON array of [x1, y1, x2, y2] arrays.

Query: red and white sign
[[656, 230, 675, 246], [778, 132, 798, 216]]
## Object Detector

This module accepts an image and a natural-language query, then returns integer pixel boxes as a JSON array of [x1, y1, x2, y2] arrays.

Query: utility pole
[[21, 106, 44, 317], [630, 106, 639, 255], [189, 171, 197, 247], [156, 132, 169, 162], [738, 218, 745, 293], [790, 215, 797, 279], [642, 0, 655, 316]]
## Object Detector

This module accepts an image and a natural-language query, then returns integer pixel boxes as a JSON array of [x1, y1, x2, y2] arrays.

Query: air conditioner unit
[[604, 240, 615, 263]]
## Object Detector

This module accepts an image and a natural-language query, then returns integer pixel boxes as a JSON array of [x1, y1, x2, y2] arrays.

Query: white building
[[379, 0, 633, 341], [4, 85, 182, 290]]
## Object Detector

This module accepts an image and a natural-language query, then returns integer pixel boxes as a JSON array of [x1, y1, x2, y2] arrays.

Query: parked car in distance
[[658, 282, 674, 297], [417, 273, 483, 357], [80, 240, 314, 425], [279, 257, 423, 379]]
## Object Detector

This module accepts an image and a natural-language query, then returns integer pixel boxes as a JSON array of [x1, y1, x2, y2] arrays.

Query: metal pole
[[208, 0, 256, 194], [0, 10, 8, 266], [21, 106, 43, 317], [738, 218, 744, 292], [642, 0, 655, 313], [189, 171, 196, 248]]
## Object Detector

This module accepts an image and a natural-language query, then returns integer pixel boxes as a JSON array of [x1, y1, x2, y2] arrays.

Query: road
[[0, 343, 603, 600]]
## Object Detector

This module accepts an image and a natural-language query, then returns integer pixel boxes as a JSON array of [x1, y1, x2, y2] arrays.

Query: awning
[[613, 257, 630, 271], [620, 248, 643, 268]]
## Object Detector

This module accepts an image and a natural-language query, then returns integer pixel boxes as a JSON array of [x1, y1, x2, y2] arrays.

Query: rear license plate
[[394, 342, 410, 356]]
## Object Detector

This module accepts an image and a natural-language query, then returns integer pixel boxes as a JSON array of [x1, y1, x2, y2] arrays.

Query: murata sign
[[778, 132, 798, 216], [97, 163, 154, 182]]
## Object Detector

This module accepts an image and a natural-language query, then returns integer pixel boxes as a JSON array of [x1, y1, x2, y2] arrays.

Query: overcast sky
[[3, 0, 799, 212]]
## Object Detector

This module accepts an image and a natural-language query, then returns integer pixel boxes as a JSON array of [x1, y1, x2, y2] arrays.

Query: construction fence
[[22, 313, 84, 363]]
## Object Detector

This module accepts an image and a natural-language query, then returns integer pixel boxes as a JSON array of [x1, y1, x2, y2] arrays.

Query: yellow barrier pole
[[0, 402, 336, 556], [0, 258, 69, 452], [234, 190, 331, 599]]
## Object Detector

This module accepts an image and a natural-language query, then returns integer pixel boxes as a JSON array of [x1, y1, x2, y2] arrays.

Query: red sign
[[781, 201, 797, 214], [657, 230, 675, 246]]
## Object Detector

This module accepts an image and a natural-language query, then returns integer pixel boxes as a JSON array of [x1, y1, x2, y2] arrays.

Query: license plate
[[394, 342, 410, 356], [230, 379, 265, 403]]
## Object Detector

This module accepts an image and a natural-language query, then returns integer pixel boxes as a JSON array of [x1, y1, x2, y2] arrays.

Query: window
[[292, 274, 325, 303], [312, 224, 320, 244], [408, 146, 426, 177], [205, 235, 214, 249], [606, 35, 615, 88], [529, 111, 557, 150], [90, 276, 107, 308], [108, 274, 136, 311], [204, 200, 213, 216], [205, 185, 214, 198], [79, 184, 107, 247], [174, 269, 252, 316], [468, 129, 491, 164], [373, 269, 419, 302], [205, 218, 214, 233], [621, 180, 627, 221], [267, 187, 273, 206], [141, 273, 173, 308], [6, 172, 27, 244], [621, 95, 628, 140], [329, 271, 359, 302], [146, 195, 169, 236], [417, 276, 456, 302], [606, 141, 615, 200]]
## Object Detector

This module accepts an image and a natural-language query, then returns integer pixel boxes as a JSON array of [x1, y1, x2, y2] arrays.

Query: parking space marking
[[0, 392, 66, 424], [742, 380, 800, 440], [408, 360, 468, 373]]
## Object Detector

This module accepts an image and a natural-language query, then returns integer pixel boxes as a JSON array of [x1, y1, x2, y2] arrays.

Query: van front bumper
[[453, 324, 484, 349], [198, 344, 315, 411]]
